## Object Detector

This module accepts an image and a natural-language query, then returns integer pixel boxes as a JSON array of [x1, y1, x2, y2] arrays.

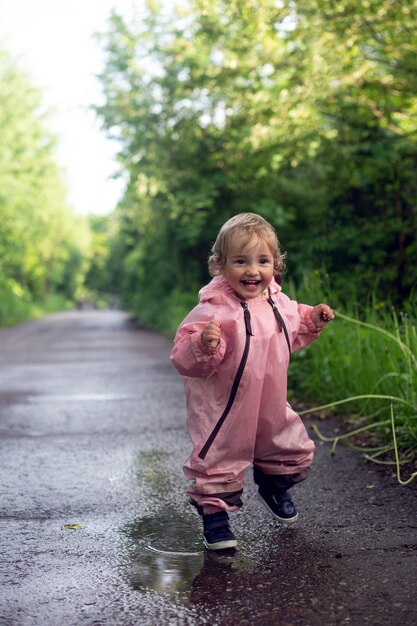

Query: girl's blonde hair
[[208, 212, 286, 280]]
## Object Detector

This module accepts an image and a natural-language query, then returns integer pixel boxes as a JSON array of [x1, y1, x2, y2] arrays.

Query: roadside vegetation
[[304, 307, 417, 485], [0, 48, 92, 325], [0, 49, 114, 326], [287, 276, 417, 484]]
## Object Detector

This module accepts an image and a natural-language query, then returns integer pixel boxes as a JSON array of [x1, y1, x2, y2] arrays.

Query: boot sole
[[257, 492, 298, 524], [203, 537, 238, 550]]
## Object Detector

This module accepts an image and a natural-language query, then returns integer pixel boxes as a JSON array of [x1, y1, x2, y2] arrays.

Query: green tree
[[280, 0, 417, 299], [96, 0, 417, 331], [0, 48, 92, 324]]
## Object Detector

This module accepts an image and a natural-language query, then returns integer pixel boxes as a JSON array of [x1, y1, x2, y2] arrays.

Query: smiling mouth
[[241, 280, 261, 287]]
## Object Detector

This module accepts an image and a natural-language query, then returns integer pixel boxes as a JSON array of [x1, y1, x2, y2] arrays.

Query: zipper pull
[[268, 296, 283, 332], [241, 301, 254, 336], [267, 295, 276, 310]]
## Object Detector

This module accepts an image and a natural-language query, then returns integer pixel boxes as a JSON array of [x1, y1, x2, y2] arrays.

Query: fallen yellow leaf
[[63, 523, 82, 530]]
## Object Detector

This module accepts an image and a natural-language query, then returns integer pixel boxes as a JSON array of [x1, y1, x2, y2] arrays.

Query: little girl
[[170, 213, 334, 550]]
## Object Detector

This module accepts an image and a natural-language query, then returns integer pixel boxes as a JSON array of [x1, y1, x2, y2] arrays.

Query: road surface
[[0, 310, 416, 625]]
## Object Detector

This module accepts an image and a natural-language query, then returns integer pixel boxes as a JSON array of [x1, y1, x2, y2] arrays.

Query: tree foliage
[[0, 48, 92, 325], [96, 0, 417, 331]]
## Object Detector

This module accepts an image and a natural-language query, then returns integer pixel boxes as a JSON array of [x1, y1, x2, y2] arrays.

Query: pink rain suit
[[170, 275, 322, 514]]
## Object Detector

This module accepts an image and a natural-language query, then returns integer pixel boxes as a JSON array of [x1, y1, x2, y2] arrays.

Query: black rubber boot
[[202, 511, 238, 550]]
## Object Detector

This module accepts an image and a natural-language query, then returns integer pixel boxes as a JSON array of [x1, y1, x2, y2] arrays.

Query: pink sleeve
[[170, 321, 226, 378], [276, 292, 321, 353], [291, 303, 321, 352]]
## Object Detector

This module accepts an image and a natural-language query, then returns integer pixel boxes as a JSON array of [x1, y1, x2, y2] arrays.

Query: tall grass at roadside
[[0, 276, 73, 328], [288, 273, 417, 485]]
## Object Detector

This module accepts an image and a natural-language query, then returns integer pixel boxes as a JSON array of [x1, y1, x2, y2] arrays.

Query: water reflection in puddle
[[122, 512, 205, 599], [122, 510, 307, 604]]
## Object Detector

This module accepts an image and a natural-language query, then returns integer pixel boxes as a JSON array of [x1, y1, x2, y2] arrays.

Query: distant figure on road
[[171, 213, 334, 550]]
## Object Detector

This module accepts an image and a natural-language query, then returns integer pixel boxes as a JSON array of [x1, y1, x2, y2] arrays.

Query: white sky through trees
[[0, 0, 142, 215]]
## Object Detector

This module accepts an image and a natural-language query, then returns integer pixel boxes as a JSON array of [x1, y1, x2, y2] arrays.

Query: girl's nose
[[246, 265, 258, 276]]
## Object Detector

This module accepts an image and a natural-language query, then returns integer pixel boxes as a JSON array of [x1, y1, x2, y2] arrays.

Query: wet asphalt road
[[0, 310, 416, 626]]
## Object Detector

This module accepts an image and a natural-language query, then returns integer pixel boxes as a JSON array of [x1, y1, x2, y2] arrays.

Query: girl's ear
[[216, 255, 226, 276]]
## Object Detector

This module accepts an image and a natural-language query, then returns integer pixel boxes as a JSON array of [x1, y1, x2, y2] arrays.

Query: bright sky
[[0, 0, 142, 215]]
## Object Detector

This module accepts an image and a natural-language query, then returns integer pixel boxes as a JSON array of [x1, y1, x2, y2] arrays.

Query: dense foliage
[[96, 0, 417, 333], [0, 48, 92, 325]]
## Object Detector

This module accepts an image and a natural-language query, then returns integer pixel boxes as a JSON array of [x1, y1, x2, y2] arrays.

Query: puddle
[[129, 548, 204, 598], [120, 510, 266, 606], [119, 509, 339, 624], [122, 512, 205, 599]]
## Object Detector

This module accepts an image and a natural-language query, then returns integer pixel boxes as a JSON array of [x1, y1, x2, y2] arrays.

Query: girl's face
[[220, 233, 275, 300]]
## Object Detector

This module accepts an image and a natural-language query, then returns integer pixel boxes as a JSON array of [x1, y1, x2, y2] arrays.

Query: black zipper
[[267, 296, 291, 357], [197, 301, 253, 460]]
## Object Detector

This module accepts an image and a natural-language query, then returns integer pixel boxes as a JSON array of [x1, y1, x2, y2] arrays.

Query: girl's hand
[[311, 304, 335, 329], [201, 320, 221, 348]]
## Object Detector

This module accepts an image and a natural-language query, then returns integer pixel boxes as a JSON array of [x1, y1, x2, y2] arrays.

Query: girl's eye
[[234, 259, 245, 265], [260, 258, 271, 264]]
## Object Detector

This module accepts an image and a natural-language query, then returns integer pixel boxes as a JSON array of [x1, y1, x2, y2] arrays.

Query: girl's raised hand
[[311, 304, 335, 329], [201, 320, 221, 348]]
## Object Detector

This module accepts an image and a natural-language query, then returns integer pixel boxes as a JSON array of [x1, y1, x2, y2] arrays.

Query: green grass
[[289, 300, 417, 485]]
